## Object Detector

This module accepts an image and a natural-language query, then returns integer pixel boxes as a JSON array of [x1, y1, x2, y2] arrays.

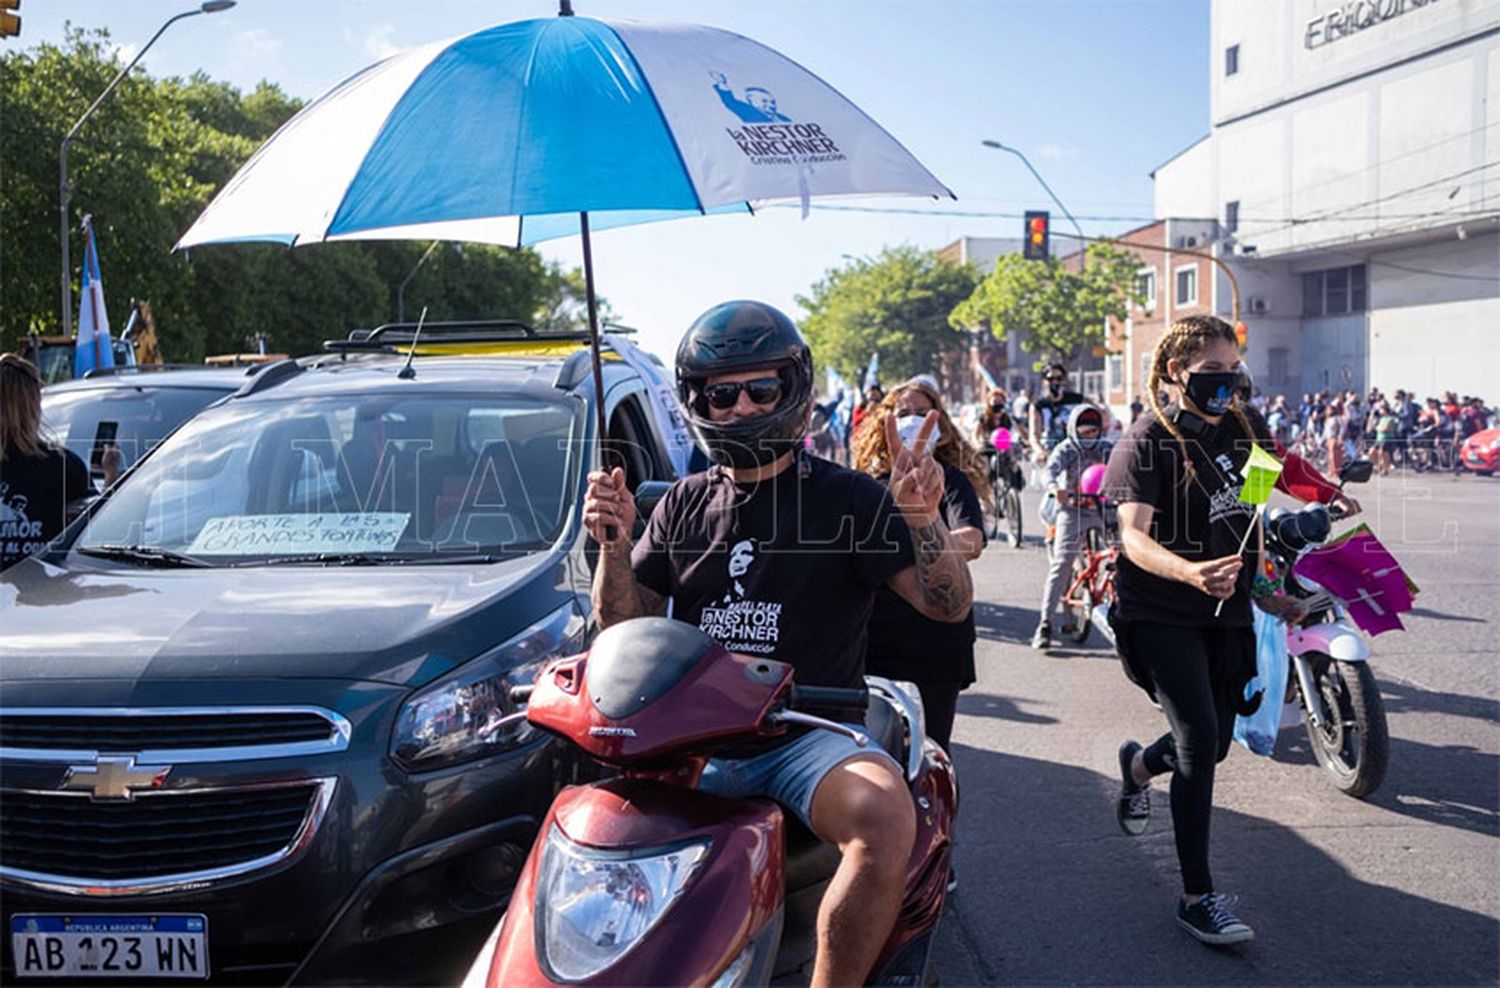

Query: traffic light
[[1023, 210, 1050, 261], [0, 0, 19, 38]]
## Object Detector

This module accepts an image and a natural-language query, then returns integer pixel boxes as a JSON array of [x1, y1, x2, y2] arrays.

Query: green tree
[[1, 29, 601, 362], [797, 246, 978, 386], [949, 241, 1143, 368]]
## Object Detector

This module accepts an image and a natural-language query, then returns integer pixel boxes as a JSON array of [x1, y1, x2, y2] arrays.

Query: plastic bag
[[1233, 607, 1290, 756], [1038, 491, 1058, 526]]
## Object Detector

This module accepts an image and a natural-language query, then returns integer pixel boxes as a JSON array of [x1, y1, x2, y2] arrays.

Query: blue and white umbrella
[[177, 7, 951, 443]]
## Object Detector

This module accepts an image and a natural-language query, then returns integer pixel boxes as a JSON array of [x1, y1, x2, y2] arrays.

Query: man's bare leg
[[807, 755, 917, 988]]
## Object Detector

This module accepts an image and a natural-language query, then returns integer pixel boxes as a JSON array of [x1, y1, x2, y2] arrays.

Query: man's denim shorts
[[698, 724, 899, 831]]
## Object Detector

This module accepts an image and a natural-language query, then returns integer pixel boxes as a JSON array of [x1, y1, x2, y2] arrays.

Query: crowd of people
[[1202, 387, 1491, 478]]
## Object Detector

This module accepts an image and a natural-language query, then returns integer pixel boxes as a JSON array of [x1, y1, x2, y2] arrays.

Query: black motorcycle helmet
[[676, 300, 815, 469]]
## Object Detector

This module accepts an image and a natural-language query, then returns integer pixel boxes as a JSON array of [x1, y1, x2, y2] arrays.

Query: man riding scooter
[[583, 300, 974, 987]]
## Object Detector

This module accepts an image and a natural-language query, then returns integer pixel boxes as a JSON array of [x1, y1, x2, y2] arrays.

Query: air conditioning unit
[[1247, 297, 1269, 315], [1174, 229, 1218, 250]]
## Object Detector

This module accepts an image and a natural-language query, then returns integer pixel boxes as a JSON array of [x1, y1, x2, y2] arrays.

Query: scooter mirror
[[1339, 459, 1375, 485]]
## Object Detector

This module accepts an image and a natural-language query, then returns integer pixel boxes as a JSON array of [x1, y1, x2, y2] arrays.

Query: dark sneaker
[[1116, 740, 1150, 836], [1178, 894, 1254, 945], [946, 866, 958, 895], [1030, 623, 1051, 650]]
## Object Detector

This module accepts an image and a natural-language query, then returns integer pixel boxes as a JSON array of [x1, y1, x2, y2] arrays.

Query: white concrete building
[[1154, 0, 1500, 400]]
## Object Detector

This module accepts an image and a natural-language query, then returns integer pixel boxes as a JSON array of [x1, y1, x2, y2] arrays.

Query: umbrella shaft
[[580, 212, 615, 489]]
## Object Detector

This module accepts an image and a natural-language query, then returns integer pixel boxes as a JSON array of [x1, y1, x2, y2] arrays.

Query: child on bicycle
[[1032, 403, 1111, 650]]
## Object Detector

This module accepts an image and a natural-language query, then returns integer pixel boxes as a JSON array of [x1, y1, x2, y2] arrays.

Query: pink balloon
[[991, 427, 1012, 453], [1080, 462, 1108, 496]]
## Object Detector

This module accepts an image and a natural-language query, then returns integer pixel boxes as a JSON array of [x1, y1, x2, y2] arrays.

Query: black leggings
[[913, 680, 961, 754], [1133, 622, 1237, 896]]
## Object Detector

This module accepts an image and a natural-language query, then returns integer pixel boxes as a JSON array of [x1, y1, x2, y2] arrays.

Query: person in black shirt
[[853, 377, 987, 752], [0, 353, 117, 572], [1100, 316, 1305, 947], [583, 302, 973, 988], [1030, 361, 1086, 463]]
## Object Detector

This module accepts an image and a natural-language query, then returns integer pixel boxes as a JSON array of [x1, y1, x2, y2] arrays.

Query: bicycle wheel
[[1064, 557, 1093, 644], [1003, 487, 1023, 547]]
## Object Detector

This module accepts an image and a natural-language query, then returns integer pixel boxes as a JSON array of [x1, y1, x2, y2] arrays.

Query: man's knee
[[811, 756, 916, 864]]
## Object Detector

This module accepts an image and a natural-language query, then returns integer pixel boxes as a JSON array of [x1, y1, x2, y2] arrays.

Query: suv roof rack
[[322, 319, 634, 354], [232, 358, 303, 397], [322, 319, 638, 353]]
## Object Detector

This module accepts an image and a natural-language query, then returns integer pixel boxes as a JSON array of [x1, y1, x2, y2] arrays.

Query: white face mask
[[896, 413, 929, 450]]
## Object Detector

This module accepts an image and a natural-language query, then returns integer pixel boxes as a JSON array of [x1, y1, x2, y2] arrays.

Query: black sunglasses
[[703, 376, 783, 410]]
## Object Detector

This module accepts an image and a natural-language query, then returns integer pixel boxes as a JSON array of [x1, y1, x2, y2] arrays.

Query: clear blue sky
[[25, 0, 1210, 361]]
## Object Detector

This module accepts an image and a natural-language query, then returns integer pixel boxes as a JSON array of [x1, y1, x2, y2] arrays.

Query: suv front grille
[[0, 711, 335, 751], [0, 779, 335, 892], [0, 707, 347, 894]]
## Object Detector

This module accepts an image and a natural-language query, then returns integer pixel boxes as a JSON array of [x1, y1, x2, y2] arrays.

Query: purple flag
[[1293, 528, 1414, 637]]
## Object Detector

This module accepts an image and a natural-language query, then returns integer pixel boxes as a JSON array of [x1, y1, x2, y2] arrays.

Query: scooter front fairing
[[486, 779, 785, 987]]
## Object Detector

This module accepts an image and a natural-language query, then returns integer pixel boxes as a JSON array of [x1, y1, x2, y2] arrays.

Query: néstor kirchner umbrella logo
[[711, 71, 845, 167]]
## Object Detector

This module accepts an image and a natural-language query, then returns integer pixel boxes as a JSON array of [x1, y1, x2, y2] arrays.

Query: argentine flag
[[74, 217, 116, 378]]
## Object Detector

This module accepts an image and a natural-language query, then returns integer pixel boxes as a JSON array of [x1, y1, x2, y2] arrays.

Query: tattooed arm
[[584, 466, 668, 629], [886, 517, 974, 623], [592, 543, 668, 628]]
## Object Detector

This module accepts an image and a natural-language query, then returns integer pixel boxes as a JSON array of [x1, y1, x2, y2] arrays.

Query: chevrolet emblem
[[61, 755, 171, 801]]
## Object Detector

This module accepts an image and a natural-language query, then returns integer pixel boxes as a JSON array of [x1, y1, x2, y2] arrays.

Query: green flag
[[1238, 442, 1284, 505]]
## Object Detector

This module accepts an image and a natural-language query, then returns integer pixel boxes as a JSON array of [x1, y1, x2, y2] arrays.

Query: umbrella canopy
[[176, 15, 952, 250]]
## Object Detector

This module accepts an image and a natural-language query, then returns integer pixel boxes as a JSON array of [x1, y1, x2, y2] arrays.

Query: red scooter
[[462, 616, 956, 987]]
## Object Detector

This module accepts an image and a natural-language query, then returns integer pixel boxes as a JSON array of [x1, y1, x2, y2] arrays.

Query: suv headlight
[[536, 825, 708, 982], [391, 601, 585, 772]]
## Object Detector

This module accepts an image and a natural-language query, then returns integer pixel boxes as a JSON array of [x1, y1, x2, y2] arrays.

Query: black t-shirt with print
[[1101, 406, 1273, 627], [1034, 390, 1087, 449], [866, 463, 984, 686], [0, 444, 93, 571], [633, 454, 916, 702]]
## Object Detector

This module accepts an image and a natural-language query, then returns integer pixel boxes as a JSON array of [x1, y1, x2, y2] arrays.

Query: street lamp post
[[981, 139, 1087, 270], [59, 1, 235, 338]]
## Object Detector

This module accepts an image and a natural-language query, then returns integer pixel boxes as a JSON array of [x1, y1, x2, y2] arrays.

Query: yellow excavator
[[19, 299, 166, 384]]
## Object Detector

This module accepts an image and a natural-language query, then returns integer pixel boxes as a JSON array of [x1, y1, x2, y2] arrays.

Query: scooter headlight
[[535, 825, 709, 982]]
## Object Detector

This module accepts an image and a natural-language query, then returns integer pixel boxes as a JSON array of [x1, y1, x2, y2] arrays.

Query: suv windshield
[[74, 393, 581, 565]]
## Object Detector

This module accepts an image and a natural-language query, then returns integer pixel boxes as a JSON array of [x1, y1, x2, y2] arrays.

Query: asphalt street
[[933, 471, 1500, 986]]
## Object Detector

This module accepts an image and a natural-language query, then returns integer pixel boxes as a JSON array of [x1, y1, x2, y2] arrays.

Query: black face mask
[[989, 401, 1005, 413], [1046, 380, 1064, 397], [1180, 371, 1239, 416]]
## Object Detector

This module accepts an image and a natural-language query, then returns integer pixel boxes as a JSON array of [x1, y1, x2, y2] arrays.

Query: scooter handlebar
[[789, 685, 869, 711]]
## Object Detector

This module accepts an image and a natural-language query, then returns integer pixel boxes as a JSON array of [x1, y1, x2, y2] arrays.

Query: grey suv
[[0, 324, 686, 985]]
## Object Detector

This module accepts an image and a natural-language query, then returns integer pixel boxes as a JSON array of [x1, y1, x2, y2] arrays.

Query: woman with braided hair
[[1099, 316, 1305, 946]]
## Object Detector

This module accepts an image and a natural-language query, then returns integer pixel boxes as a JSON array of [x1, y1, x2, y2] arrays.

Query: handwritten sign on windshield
[[187, 513, 410, 555]]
